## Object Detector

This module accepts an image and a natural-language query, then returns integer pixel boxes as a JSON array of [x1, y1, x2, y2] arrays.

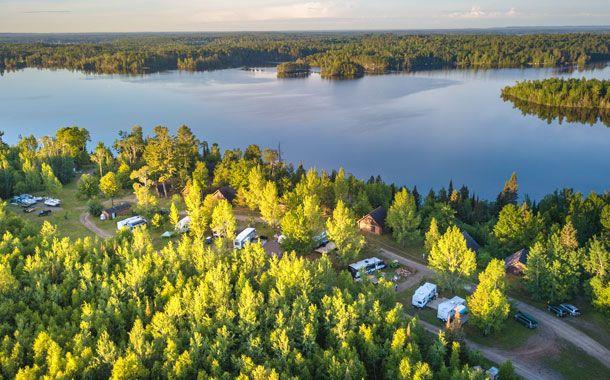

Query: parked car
[[38, 210, 52, 217], [560, 303, 581, 316], [547, 304, 567, 317], [515, 311, 538, 329], [205, 236, 214, 245], [23, 207, 36, 213]]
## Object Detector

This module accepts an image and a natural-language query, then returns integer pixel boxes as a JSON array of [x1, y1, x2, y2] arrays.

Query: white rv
[[411, 282, 438, 308], [347, 257, 387, 280], [117, 216, 147, 231], [176, 216, 191, 233], [234, 227, 256, 249], [437, 296, 468, 322]]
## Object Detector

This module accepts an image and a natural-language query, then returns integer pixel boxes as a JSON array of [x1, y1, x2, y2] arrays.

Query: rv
[[176, 216, 191, 233], [234, 227, 256, 249], [117, 216, 147, 231], [411, 282, 438, 308], [437, 296, 468, 322], [347, 257, 387, 280]]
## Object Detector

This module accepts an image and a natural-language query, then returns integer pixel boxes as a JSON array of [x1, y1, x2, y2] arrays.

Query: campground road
[[377, 248, 610, 370], [79, 212, 113, 239], [416, 320, 550, 380]]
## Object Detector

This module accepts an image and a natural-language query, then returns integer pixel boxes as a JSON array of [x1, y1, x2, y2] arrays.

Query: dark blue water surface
[[1, 66, 609, 199]]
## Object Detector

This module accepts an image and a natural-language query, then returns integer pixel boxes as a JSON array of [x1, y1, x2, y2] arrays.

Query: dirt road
[[79, 212, 113, 238], [377, 248, 610, 372]]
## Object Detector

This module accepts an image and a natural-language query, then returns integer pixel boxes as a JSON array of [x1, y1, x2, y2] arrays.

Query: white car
[[44, 198, 61, 207], [560, 303, 581, 316]]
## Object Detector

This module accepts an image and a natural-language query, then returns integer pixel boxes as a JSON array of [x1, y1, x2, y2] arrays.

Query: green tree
[[40, 162, 62, 194], [211, 199, 236, 240], [100, 172, 120, 206], [91, 142, 114, 177], [259, 181, 283, 230], [493, 203, 542, 256], [241, 166, 266, 210], [424, 217, 441, 255], [387, 188, 421, 245], [468, 259, 511, 335], [77, 173, 99, 199], [143, 126, 176, 197], [281, 195, 323, 254], [496, 172, 518, 210], [498, 361, 518, 380], [169, 201, 180, 229], [326, 200, 365, 265], [429, 226, 477, 291]]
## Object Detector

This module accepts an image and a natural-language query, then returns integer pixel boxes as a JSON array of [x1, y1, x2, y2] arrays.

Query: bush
[[78, 174, 100, 199], [88, 199, 104, 217]]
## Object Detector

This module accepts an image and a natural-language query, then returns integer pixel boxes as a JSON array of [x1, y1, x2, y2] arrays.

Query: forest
[[1, 32, 609, 78], [0, 126, 609, 378], [501, 78, 610, 127]]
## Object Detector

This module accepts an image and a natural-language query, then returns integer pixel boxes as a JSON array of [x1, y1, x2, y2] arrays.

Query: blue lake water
[[1, 66, 609, 199]]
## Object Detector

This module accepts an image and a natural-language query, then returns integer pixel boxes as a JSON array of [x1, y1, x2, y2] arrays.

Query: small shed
[[100, 202, 132, 221], [505, 248, 528, 275], [211, 186, 237, 203], [461, 230, 480, 253], [358, 206, 387, 235]]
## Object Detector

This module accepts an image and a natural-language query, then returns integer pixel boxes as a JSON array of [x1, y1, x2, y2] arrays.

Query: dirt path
[[79, 212, 113, 238], [417, 319, 554, 380], [377, 247, 610, 372]]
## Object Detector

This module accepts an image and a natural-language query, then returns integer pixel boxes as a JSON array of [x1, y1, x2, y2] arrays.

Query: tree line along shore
[[1, 32, 609, 78], [0, 126, 609, 378]]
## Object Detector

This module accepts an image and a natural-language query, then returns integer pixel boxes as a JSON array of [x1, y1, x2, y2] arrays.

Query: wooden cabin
[[211, 186, 237, 203], [505, 248, 528, 275], [100, 202, 132, 221], [358, 206, 387, 235]]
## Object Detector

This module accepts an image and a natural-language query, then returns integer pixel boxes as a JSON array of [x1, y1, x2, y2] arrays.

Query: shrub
[[87, 199, 104, 217]]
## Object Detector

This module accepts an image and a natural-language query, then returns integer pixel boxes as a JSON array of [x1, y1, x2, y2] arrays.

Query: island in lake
[[501, 78, 610, 127]]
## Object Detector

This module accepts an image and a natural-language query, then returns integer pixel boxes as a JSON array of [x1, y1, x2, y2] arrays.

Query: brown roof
[[104, 202, 131, 214], [214, 186, 236, 202], [360, 206, 387, 228], [505, 248, 528, 268]]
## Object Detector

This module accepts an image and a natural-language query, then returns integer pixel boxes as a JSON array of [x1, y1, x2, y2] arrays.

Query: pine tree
[[496, 172, 518, 210], [468, 259, 510, 335], [424, 217, 441, 255], [387, 188, 421, 245], [429, 226, 477, 291], [326, 200, 365, 265]]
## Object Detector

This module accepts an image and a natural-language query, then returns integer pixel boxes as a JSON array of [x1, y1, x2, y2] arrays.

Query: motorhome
[[117, 216, 147, 231], [234, 227, 256, 249], [437, 296, 468, 322], [347, 257, 387, 280], [411, 282, 438, 308]]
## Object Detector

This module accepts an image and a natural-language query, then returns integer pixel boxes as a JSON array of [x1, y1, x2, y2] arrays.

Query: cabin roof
[[214, 186, 236, 202], [461, 230, 480, 252], [505, 248, 528, 267], [104, 202, 131, 214], [360, 206, 387, 228]]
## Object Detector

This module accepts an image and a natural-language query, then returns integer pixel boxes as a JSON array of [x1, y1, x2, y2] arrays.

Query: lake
[[1, 65, 609, 199]]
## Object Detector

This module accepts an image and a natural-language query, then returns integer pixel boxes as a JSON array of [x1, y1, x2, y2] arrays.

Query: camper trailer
[[234, 227, 256, 249], [437, 296, 468, 322], [176, 216, 191, 233], [411, 282, 438, 308], [347, 257, 387, 281], [117, 216, 147, 231]]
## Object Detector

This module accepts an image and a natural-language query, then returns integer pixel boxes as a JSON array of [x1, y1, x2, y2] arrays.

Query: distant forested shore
[[502, 78, 610, 127], [1, 32, 609, 78]]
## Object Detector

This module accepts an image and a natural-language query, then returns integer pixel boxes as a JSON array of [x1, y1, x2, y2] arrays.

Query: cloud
[[22, 10, 71, 14], [191, 1, 357, 23], [448, 6, 519, 19]]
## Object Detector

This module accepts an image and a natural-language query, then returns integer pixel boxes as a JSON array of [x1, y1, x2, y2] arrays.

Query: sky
[[1, 0, 609, 33]]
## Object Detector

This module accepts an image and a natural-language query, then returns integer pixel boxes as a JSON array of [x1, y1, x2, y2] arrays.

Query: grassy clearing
[[542, 338, 610, 380], [364, 233, 426, 263], [463, 318, 536, 351], [7, 179, 93, 240]]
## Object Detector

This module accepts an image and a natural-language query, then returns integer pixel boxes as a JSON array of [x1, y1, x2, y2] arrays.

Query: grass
[[463, 318, 536, 351], [363, 232, 426, 263], [542, 338, 610, 380], [7, 179, 94, 240]]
